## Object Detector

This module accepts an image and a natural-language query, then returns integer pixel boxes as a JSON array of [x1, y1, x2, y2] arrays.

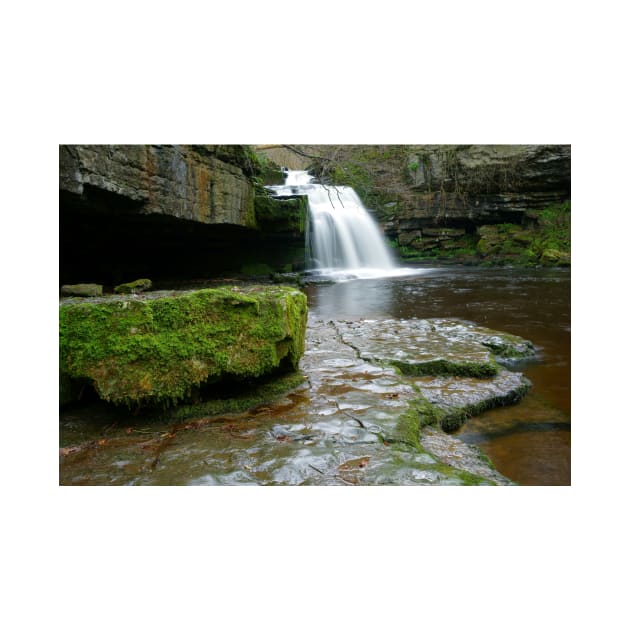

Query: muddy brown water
[[59, 265, 570, 485], [305, 265, 570, 485]]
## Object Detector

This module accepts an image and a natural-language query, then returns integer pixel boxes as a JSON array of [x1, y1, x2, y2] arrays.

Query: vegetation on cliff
[[259, 144, 570, 267]]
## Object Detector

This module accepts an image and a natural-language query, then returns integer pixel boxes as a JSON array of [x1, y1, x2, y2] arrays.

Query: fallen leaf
[[338, 456, 370, 471]]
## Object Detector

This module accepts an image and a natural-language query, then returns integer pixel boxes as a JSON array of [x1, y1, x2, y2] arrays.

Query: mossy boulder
[[114, 278, 153, 294], [61, 284, 103, 297], [59, 286, 308, 407], [540, 248, 571, 266]]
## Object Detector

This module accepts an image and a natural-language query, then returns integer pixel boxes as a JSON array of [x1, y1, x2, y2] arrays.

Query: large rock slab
[[336, 318, 535, 377], [59, 286, 307, 406], [334, 317, 533, 434], [59, 313, 534, 485]]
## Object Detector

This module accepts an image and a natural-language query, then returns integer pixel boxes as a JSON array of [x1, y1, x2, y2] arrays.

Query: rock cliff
[[59, 145, 304, 285], [60, 145, 257, 227]]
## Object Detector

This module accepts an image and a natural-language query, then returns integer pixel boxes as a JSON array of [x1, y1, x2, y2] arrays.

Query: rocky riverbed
[[60, 311, 535, 485]]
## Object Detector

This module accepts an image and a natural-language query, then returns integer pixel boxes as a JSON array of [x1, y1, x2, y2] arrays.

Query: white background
[[2, 1, 627, 629]]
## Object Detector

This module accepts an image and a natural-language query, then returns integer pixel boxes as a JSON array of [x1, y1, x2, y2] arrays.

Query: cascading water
[[268, 170, 412, 280]]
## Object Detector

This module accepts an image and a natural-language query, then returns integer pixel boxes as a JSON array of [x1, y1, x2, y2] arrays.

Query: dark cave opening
[[60, 190, 304, 289]]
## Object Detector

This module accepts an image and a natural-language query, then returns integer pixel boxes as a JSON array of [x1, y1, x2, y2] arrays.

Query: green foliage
[[59, 287, 308, 407], [473, 202, 570, 266], [326, 145, 410, 210], [529, 201, 571, 259], [254, 193, 307, 235]]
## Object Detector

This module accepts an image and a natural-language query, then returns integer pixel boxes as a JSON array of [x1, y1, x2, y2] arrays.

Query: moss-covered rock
[[254, 192, 308, 236], [60, 284, 103, 297], [114, 278, 153, 294], [59, 286, 308, 407], [540, 248, 571, 266]]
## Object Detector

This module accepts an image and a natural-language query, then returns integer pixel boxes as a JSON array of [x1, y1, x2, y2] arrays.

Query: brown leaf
[[338, 456, 370, 471]]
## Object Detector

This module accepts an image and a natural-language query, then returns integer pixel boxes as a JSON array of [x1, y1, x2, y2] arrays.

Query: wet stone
[[335, 318, 534, 377], [60, 313, 536, 486], [420, 427, 513, 485], [414, 370, 531, 413]]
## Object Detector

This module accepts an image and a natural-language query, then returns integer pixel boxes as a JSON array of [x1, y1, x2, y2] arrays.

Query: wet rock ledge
[[59, 286, 307, 406]]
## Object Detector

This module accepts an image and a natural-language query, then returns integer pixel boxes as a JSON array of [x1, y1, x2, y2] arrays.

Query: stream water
[[59, 264, 570, 486], [304, 265, 570, 484]]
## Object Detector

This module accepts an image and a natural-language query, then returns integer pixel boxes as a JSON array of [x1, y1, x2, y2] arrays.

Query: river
[[59, 264, 570, 485], [305, 264, 571, 485]]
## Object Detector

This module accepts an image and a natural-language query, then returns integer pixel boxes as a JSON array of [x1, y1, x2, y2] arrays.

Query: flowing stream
[[305, 266, 570, 484]]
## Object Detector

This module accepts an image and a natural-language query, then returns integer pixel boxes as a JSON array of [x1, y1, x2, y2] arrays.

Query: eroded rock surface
[[60, 314, 533, 485]]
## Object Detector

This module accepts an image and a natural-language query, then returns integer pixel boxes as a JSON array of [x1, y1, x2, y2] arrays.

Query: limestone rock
[[59, 145, 256, 228], [336, 318, 534, 377], [335, 317, 533, 434]]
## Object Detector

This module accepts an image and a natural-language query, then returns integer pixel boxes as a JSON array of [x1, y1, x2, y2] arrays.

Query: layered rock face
[[398, 144, 570, 228], [59, 145, 305, 284], [60, 145, 257, 227]]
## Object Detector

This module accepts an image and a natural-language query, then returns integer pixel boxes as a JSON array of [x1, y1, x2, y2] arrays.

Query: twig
[[335, 401, 366, 429], [281, 145, 335, 162], [309, 464, 325, 475], [335, 474, 357, 486]]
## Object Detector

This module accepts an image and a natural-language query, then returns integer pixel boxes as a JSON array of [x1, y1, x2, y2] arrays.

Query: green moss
[[480, 337, 535, 358], [60, 286, 308, 407], [161, 371, 308, 422], [254, 190, 307, 235], [390, 358, 499, 379], [530, 202, 570, 262], [113, 278, 153, 294], [429, 462, 498, 485], [396, 395, 447, 447], [473, 202, 570, 266]]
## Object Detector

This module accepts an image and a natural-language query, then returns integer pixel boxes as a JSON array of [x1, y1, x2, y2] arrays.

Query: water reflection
[[305, 268, 435, 320], [306, 278, 396, 319]]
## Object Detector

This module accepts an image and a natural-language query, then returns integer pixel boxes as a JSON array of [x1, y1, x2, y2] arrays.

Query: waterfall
[[268, 170, 410, 280]]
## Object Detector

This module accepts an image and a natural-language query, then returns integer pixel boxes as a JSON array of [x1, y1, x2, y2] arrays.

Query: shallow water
[[305, 265, 571, 485], [60, 265, 570, 486]]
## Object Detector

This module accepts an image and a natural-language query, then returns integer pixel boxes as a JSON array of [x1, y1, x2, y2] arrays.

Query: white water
[[269, 170, 416, 281]]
